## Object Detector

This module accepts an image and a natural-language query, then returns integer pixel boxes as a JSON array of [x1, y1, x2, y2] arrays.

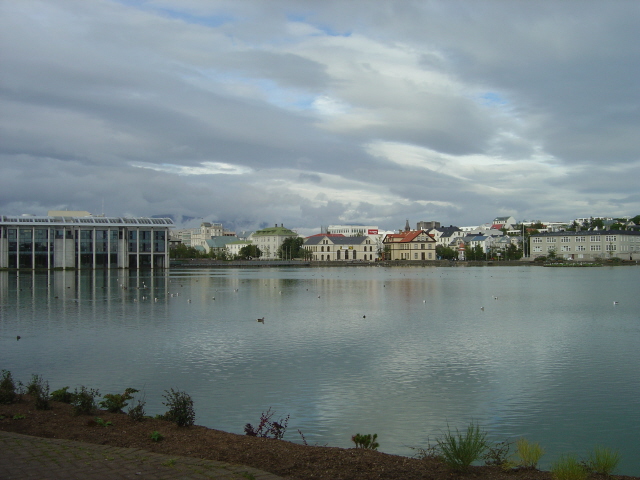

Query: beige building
[[304, 234, 379, 261], [382, 230, 437, 260]]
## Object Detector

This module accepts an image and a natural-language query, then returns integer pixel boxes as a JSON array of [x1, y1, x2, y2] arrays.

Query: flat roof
[[0, 215, 174, 227]]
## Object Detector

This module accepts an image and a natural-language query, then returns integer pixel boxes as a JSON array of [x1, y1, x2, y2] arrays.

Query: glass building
[[0, 215, 173, 269]]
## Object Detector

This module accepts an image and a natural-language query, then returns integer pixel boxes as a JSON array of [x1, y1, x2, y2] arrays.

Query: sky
[[1, 0, 639, 235]]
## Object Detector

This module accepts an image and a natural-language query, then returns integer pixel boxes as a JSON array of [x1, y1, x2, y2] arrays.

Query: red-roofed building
[[382, 230, 437, 260]]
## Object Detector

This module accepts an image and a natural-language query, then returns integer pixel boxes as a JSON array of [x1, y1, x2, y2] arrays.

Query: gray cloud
[[1, 0, 638, 232]]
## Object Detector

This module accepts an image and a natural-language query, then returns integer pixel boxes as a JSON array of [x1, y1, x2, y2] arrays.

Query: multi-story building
[[0, 213, 173, 269], [382, 230, 437, 260], [250, 224, 299, 260], [326, 225, 380, 236], [529, 230, 640, 261], [304, 234, 380, 261]]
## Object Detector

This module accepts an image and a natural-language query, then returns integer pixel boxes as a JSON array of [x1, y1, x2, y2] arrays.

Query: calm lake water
[[1, 266, 639, 474]]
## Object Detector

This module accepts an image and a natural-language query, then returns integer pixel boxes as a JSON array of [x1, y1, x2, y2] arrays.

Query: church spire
[[405, 219, 410, 232]]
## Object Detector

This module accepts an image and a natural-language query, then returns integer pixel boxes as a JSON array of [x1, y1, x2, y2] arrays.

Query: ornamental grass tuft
[[513, 437, 545, 469], [587, 446, 621, 476], [436, 422, 488, 472], [551, 453, 588, 480]]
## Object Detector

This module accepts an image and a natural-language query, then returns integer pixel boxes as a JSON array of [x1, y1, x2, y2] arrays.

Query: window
[[561, 237, 570, 242], [605, 235, 617, 242], [533, 246, 542, 252], [606, 244, 617, 251], [547, 237, 556, 243], [590, 236, 599, 242], [591, 245, 601, 251], [532, 238, 542, 243], [576, 245, 585, 251], [561, 245, 571, 252], [576, 236, 586, 242]]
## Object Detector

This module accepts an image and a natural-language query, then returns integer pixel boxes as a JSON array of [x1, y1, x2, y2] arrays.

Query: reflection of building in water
[[0, 213, 173, 269]]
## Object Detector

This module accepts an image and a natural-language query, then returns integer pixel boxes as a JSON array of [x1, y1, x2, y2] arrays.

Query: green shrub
[[436, 422, 488, 472], [128, 398, 146, 422], [71, 386, 100, 416], [351, 433, 379, 450], [551, 453, 588, 480], [161, 388, 195, 427], [150, 431, 164, 442], [95, 417, 113, 427], [99, 387, 138, 413], [587, 446, 621, 476], [51, 386, 73, 403], [513, 438, 545, 469], [26, 374, 51, 410], [0, 370, 17, 404]]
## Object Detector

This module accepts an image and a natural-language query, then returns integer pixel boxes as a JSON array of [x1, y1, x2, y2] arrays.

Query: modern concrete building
[[529, 230, 640, 261], [0, 214, 173, 269]]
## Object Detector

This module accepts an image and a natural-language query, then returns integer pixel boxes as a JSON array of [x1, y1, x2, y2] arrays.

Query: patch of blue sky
[[191, 68, 317, 112], [110, 0, 235, 28], [480, 92, 508, 107], [286, 13, 352, 37]]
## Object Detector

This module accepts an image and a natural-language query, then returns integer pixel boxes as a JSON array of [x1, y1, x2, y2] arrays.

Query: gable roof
[[384, 230, 435, 243], [304, 235, 368, 246]]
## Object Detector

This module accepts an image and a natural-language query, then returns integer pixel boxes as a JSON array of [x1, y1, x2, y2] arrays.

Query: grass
[[551, 453, 588, 480], [436, 422, 488, 472], [587, 446, 621, 476], [513, 438, 545, 469]]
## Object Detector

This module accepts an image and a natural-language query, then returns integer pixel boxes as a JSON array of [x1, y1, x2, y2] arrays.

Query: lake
[[1, 265, 639, 474]]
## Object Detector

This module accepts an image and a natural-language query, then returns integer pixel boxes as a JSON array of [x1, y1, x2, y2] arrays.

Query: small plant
[[436, 422, 488, 472], [551, 453, 588, 480], [351, 433, 379, 450], [50, 386, 73, 403], [99, 387, 138, 413], [161, 388, 195, 427], [95, 417, 113, 427], [513, 438, 545, 469], [587, 446, 621, 476], [128, 397, 146, 422], [244, 407, 290, 440], [13, 414, 26, 420], [71, 386, 100, 416], [26, 374, 51, 410], [161, 458, 176, 467], [0, 370, 17, 404], [483, 439, 512, 466], [150, 430, 164, 442]]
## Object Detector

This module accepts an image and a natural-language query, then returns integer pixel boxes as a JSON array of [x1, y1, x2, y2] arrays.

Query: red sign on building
[[368, 229, 379, 235]]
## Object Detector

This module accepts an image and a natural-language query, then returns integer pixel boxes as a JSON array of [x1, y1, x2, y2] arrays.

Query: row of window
[[533, 235, 629, 243]]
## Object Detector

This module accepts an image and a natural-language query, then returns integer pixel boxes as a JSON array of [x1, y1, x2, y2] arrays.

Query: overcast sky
[[1, 0, 639, 234]]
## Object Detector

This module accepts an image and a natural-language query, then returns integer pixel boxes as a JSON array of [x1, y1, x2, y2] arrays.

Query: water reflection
[[1, 267, 639, 475]]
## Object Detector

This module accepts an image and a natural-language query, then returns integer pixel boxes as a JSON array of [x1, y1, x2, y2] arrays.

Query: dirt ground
[[1, 395, 636, 480]]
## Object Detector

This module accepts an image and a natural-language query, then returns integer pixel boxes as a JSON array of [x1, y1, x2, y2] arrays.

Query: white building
[[250, 224, 299, 260], [529, 230, 640, 261]]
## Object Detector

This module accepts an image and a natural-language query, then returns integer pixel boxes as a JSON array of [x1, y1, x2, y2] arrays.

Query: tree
[[278, 237, 305, 259], [238, 244, 262, 260], [170, 244, 204, 259], [436, 245, 458, 260], [464, 244, 485, 261]]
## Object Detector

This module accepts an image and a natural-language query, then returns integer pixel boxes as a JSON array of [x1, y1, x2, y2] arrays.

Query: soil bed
[[1, 396, 636, 480]]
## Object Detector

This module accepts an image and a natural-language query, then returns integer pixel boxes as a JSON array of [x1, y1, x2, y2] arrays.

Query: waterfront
[[1, 266, 639, 474]]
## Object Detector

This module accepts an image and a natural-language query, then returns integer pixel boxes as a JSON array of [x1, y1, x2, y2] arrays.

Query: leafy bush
[[150, 431, 164, 442], [161, 388, 195, 427], [513, 438, 545, 469], [0, 370, 17, 404], [244, 408, 290, 440], [95, 417, 113, 427], [99, 387, 138, 413], [587, 446, 621, 476], [551, 454, 588, 480], [436, 422, 488, 472], [26, 374, 50, 410], [351, 433, 379, 450], [51, 386, 73, 403], [71, 386, 100, 416]]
